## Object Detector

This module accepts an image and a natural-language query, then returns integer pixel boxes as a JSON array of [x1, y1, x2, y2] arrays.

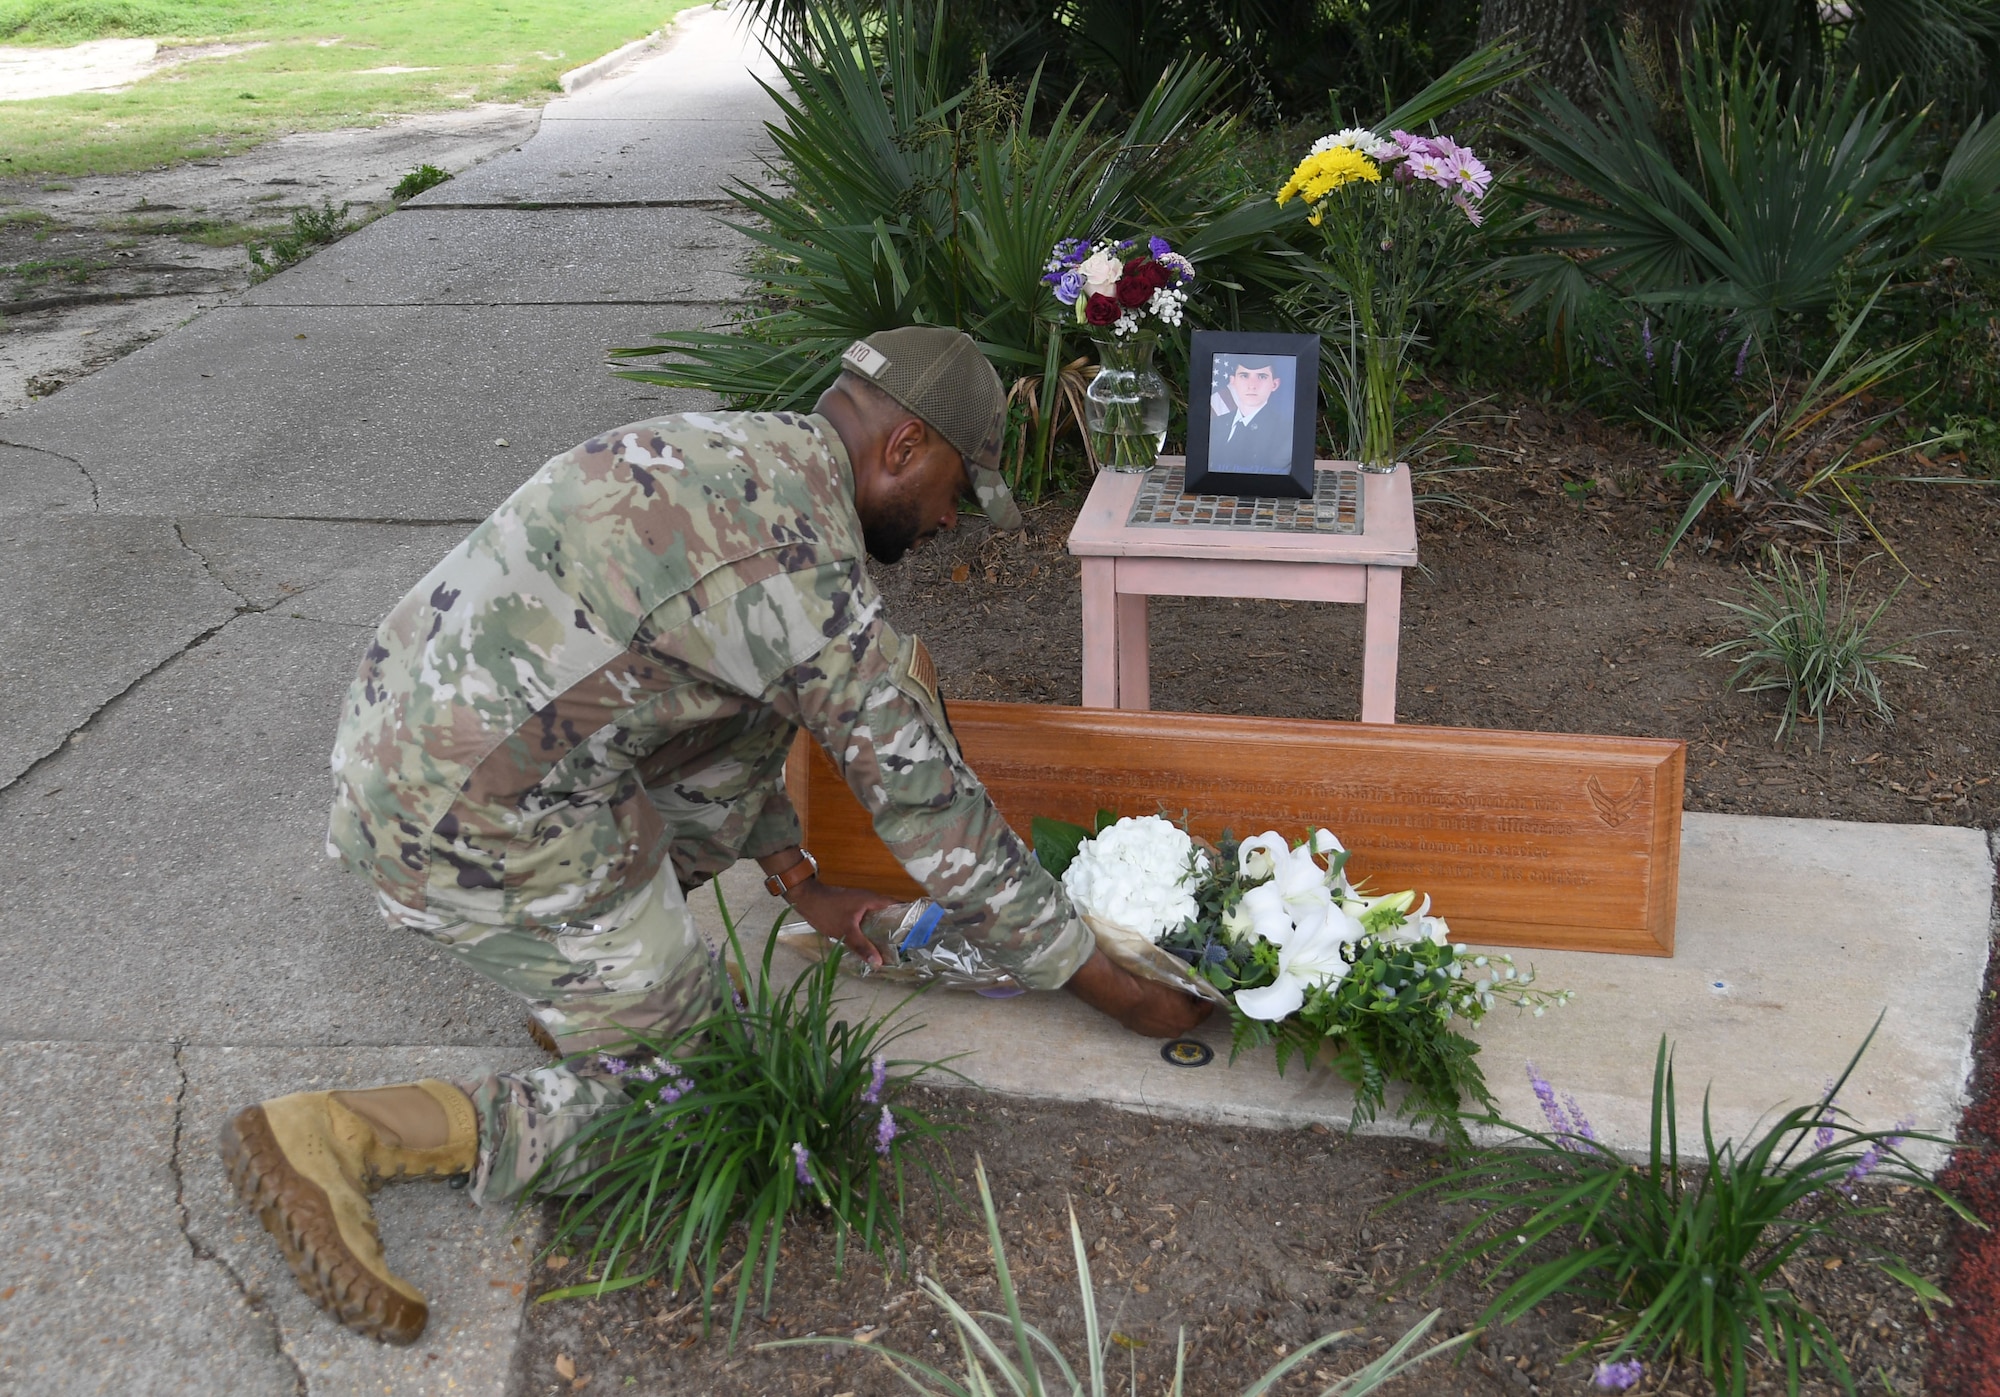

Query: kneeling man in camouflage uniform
[[220, 326, 1210, 1344]]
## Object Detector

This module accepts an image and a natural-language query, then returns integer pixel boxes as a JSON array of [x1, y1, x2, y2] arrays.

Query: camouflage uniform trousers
[[377, 860, 722, 1204]]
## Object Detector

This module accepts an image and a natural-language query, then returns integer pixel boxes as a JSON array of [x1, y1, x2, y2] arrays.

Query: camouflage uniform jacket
[[327, 411, 1091, 990]]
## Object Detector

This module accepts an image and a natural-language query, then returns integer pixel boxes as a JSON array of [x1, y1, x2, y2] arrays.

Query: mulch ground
[[509, 1093, 1953, 1396], [512, 396, 1997, 1395]]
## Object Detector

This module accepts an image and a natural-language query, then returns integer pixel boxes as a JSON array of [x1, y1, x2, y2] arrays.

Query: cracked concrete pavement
[[0, 9, 775, 1392]]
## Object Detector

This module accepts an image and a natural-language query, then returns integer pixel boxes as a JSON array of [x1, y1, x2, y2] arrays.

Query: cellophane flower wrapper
[[776, 901, 1025, 992], [775, 898, 1221, 1003]]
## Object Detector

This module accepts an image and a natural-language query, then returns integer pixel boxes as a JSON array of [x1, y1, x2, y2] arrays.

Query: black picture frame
[[1183, 331, 1321, 499]]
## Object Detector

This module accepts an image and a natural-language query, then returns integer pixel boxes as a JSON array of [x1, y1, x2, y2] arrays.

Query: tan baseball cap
[[839, 327, 1022, 530]]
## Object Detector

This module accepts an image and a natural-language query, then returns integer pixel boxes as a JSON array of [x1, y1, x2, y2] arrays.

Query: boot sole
[[219, 1105, 429, 1345]]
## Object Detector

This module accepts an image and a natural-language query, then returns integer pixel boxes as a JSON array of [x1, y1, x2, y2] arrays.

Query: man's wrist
[[760, 849, 819, 901]]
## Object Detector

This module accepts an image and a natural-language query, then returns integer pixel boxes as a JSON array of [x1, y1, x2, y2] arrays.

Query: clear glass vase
[[1085, 333, 1169, 473], [1358, 328, 1402, 474]]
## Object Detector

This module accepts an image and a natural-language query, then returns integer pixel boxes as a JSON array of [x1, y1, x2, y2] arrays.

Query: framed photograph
[[1183, 331, 1321, 499]]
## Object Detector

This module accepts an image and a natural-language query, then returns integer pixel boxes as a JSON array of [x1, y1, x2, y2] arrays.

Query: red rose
[[1126, 255, 1170, 292], [1085, 292, 1121, 326], [1115, 272, 1151, 307]]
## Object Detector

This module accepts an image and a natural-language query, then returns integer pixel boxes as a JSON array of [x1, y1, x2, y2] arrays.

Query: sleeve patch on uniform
[[893, 634, 961, 763], [903, 636, 941, 711]]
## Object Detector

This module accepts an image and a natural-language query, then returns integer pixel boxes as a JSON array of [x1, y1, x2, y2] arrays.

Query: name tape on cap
[[842, 341, 889, 377]]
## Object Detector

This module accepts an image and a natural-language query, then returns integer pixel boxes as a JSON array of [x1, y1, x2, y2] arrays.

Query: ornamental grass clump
[[530, 889, 957, 1341], [1409, 1022, 1974, 1396], [1706, 547, 1929, 745], [770, 1156, 1473, 1396]]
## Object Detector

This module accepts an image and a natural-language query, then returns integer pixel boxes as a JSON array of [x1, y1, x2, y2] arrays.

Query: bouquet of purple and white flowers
[[1042, 234, 1194, 338], [1277, 124, 1494, 471]]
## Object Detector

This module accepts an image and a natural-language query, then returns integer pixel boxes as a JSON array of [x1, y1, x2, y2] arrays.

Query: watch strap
[[763, 850, 818, 900]]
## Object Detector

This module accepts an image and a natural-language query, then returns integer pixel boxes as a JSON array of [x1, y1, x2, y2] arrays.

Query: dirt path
[[0, 102, 537, 413]]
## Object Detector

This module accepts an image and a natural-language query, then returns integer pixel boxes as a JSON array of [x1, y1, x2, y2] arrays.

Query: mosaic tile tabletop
[[1124, 461, 1365, 534]]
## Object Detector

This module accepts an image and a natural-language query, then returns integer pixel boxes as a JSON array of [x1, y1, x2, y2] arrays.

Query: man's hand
[[1063, 948, 1214, 1038], [785, 877, 895, 967]]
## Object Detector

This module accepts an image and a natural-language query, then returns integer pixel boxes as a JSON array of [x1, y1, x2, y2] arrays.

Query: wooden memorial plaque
[[788, 703, 1684, 957]]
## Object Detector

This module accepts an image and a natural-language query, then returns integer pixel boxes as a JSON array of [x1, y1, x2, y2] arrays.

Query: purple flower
[[655, 1068, 693, 1106], [596, 1054, 629, 1076], [1734, 334, 1752, 379], [793, 1141, 816, 1189], [863, 1053, 887, 1105], [1641, 318, 1654, 366], [1814, 1085, 1838, 1153], [1054, 268, 1085, 304], [1842, 1119, 1912, 1194], [1527, 1061, 1567, 1133], [875, 1105, 898, 1158], [1445, 148, 1491, 200], [1593, 1358, 1644, 1390], [1148, 235, 1172, 259], [1526, 1063, 1593, 1151]]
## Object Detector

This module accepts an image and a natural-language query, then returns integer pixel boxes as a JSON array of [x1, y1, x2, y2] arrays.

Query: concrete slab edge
[[559, 4, 717, 94]]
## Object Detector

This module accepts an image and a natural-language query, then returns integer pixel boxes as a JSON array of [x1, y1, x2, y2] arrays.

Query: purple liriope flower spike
[[793, 1142, 816, 1189], [1562, 1093, 1598, 1144], [1814, 1084, 1838, 1153], [1526, 1062, 1570, 1138], [596, 1054, 629, 1076], [1592, 1358, 1643, 1390], [1843, 1118, 1913, 1194], [1735, 334, 1751, 379], [863, 1053, 887, 1105], [1641, 318, 1654, 366], [876, 1105, 898, 1158]]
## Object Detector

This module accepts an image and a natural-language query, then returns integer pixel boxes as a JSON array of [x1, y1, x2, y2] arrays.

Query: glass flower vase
[[1085, 332, 1169, 473], [1358, 329, 1402, 474]]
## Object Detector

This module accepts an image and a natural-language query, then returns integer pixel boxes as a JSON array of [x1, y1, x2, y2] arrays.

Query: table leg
[[1116, 591, 1150, 710], [1361, 564, 1403, 723], [1080, 557, 1118, 707]]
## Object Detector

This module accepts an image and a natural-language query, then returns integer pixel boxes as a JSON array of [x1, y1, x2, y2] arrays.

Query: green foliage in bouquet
[[1406, 1024, 1975, 1397], [1034, 815, 1566, 1144], [769, 1156, 1472, 1396], [530, 888, 959, 1341]]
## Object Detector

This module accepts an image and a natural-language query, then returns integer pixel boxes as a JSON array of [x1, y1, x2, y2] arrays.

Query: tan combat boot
[[219, 1079, 479, 1344]]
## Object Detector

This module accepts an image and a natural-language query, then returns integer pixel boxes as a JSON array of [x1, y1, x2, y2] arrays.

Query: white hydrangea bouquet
[[1038, 813, 1571, 1139]]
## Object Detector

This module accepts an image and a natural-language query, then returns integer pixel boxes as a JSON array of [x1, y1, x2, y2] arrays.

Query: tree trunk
[[1478, 0, 1596, 107]]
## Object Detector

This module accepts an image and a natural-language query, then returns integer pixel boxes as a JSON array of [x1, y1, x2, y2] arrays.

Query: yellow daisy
[[1275, 146, 1381, 207]]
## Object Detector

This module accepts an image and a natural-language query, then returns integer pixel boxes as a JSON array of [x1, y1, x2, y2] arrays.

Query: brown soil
[[875, 401, 1998, 831], [509, 1091, 1952, 1396]]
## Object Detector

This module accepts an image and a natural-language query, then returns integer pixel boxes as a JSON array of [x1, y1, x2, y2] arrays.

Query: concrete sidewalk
[[0, 6, 1994, 1395], [0, 9, 774, 1394]]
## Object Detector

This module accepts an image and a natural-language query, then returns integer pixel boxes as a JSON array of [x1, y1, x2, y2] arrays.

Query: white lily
[[1240, 838, 1341, 945], [1237, 831, 1288, 882], [1234, 910, 1363, 1021]]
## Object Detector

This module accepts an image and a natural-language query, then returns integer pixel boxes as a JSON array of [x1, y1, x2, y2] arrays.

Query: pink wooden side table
[[1066, 459, 1419, 722]]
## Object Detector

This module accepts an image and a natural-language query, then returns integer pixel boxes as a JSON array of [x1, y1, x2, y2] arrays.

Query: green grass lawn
[[0, 0, 708, 178]]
